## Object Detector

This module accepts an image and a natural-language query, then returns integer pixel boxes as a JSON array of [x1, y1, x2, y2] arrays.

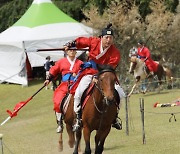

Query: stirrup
[[112, 117, 122, 130], [56, 124, 63, 133], [72, 119, 82, 132]]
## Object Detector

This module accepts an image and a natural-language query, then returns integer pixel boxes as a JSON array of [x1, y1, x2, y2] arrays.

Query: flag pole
[[0, 117, 11, 126]]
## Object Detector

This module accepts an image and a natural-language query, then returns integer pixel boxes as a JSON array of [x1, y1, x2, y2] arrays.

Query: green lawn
[[0, 80, 180, 154]]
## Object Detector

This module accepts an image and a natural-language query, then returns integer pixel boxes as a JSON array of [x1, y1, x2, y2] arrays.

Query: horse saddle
[[81, 82, 95, 109], [60, 93, 72, 115], [59, 82, 95, 114]]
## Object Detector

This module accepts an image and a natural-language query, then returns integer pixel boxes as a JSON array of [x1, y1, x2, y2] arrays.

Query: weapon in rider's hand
[[37, 48, 89, 52], [0, 84, 46, 126]]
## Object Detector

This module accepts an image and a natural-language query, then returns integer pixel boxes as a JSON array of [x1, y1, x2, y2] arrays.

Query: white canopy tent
[[0, 0, 94, 85]]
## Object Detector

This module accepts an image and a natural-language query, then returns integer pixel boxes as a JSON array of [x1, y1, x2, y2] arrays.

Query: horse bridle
[[92, 69, 116, 113]]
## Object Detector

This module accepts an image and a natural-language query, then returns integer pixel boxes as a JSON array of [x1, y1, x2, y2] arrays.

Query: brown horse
[[73, 65, 118, 154], [128, 56, 173, 96]]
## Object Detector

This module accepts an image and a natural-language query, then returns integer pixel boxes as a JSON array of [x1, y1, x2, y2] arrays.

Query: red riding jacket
[[137, 46, 158, 72], [70, 37, 121, 93], [49, 57, 83, 113]]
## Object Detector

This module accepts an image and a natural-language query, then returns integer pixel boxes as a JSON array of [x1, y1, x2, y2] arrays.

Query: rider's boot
[[73, 112, 82, 132], [56, 112, 64, 133], [112, 113, 122, 130]]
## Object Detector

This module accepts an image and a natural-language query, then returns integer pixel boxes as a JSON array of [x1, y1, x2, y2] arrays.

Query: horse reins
[[92, 69, 116, 131]]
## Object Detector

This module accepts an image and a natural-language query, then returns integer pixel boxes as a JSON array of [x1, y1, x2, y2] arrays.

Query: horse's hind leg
[[58, 132, 63, 152]]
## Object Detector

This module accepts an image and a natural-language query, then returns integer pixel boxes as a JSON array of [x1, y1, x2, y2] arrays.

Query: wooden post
[[125, 90, 129, 136], [0, 134, 3, 154], [140, 98, 146, 144]]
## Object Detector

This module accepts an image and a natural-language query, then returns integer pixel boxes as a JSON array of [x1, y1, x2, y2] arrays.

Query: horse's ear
[[96, 64, 103, 72]]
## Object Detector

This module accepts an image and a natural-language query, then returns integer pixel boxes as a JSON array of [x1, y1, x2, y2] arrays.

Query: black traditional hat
[[101, 23, 114, 36], [138, 40, 144, 45]]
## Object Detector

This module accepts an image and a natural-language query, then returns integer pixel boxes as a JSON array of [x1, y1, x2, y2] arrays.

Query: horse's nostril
[[105, 97, 115, 106]]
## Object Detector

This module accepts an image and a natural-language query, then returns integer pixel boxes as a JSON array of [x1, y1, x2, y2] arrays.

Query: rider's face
[[67, 50, 76, 58], [101, 35, 113, 49], [138, 43, 143, 48]]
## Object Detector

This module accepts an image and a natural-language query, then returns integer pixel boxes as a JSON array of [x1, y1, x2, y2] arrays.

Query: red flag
[[6, 97, 32, 118]]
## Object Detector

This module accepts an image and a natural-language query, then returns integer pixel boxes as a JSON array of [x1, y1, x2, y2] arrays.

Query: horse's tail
[[162, 66, 174, 89], [163, 66, 173, 80]]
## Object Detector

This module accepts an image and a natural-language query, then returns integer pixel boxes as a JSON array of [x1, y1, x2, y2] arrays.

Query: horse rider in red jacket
[[44, 49, 83, 133], [64, 24, 125, 132], [137, 40, 158, 76]]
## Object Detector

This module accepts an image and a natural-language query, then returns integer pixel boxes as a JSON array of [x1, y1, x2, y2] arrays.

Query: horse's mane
[[97, 64, 115, 75]]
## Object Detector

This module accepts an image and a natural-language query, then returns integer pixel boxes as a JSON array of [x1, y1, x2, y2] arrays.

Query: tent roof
[[14, 0, 77, 28], [0, 0, 93, 43], [0, 0, 94, 85]]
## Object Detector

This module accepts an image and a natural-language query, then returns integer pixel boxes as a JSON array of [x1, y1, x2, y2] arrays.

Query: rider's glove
[[64, 40, 76, 48]]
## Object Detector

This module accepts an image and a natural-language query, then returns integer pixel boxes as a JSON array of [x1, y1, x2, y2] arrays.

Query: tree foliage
[[0, 0, 179, 76], [0, 0, 32, 31], [82, 0, 180, 75]]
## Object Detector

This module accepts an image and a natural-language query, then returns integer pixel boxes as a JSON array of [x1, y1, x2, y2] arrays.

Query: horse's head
[[97, 64, 116, 106], [129, 56, 138, 74], [129, 56, 147, 82]]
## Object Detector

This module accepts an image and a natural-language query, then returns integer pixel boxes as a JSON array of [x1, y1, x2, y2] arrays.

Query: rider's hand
[[92, 77, 98, 84], [64, 41, 76, 50], [72, 73, 76, 77], [44, 80, 50, 86]]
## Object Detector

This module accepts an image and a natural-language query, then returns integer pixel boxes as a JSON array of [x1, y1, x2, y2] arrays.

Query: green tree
[[165, 0, 179, 12]]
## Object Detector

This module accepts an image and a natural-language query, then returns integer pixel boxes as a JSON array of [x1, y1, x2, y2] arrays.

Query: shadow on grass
[[144, 91, 170, 97], [104, 145, 125, 151]]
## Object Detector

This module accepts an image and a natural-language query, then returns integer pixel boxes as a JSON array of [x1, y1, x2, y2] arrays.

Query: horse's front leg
[[73, 129, 82, 154], [95, 127, 111, 154], [95, 130, 100, 154], [58, 132, 63, 152], [83, 127, 91, 154]]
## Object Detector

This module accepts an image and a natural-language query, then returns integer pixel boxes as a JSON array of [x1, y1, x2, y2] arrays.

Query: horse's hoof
[[58, 146, 63, 152], [68, 141, 74, 148], [58, 141, 63, 152]]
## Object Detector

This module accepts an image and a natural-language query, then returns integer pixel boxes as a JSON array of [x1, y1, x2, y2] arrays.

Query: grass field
[[0, 79, 180, 154]]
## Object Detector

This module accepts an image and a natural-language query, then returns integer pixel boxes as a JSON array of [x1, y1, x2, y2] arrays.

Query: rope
[[0, 66, 25, 84], [144, 111, 180, 122], [2, 141, 14, 154], [144, 111, 180, 115]]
